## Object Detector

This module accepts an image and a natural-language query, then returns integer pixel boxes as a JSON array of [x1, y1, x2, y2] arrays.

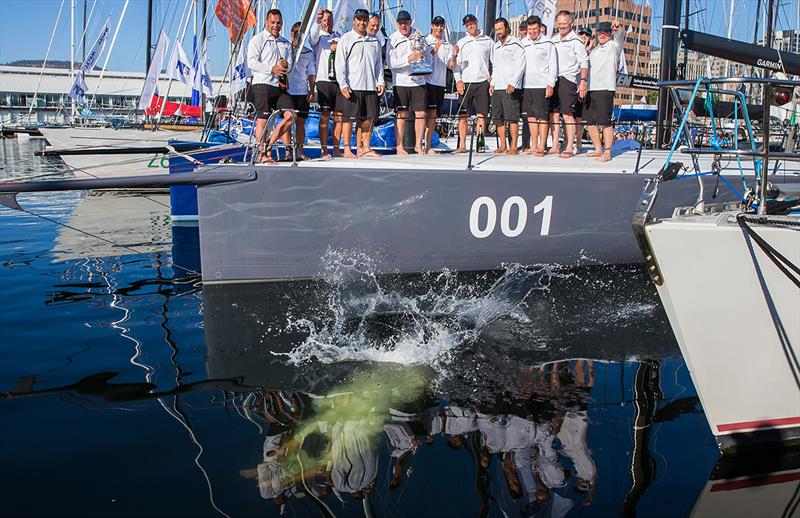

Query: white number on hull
[[469, 195, 553, 238]]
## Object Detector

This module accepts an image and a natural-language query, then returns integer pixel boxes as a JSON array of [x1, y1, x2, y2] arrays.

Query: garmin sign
[[682, 29, 799, 76]]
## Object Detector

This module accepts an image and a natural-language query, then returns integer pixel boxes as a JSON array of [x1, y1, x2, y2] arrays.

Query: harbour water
[[1, 138, 798, 517]]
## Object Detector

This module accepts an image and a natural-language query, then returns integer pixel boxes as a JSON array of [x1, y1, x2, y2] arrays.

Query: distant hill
[[5, 60, 81, 69]]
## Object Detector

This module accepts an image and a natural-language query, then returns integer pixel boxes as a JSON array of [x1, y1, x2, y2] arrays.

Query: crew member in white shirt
[[451, 14, 493, 152], [267, 22, 316, 162], [522, 15, 557, 156], [423, 16, 453, 154], [335, 8, 386, 159], [586, 20, 624, 162], [310, 8, 342, 159], [490, 18, 525, 155], [387, 10, 428, 155], [247, 9, 293, 163], [550, 10, 588, 158]]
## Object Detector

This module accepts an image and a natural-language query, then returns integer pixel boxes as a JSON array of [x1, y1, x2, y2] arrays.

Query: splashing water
[[281, 250, 555, 369]]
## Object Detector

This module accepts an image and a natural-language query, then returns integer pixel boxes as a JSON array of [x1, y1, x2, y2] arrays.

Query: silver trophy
[[409, 30, 432, 76]]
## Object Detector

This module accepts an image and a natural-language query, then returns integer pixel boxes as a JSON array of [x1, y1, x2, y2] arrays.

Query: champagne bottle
[[477, 130, 486, 153], [328, 50, 336, 81]]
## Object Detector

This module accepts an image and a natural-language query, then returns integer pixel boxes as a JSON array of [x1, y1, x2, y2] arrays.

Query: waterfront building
[[0, 64, 225, 125]]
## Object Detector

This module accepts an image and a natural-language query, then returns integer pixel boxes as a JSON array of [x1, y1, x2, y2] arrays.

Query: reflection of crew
[[330, 420, 378, 497]]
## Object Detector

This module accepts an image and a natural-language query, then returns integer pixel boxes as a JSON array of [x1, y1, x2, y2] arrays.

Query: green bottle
[[477, 130, 486, 153], [328, 50, 336, 81]]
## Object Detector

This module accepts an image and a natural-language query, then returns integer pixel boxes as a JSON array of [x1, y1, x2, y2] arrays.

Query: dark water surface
[[2, 138, 798, 517]]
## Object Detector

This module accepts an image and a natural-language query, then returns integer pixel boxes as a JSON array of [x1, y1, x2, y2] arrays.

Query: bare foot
[[548, 146, 560, 155], [321, 153, 333, 160], [343, 151, 357, 159], [595, 150, 612, 162], [414, 147, 425, 155], [535, 148, 546, 157], [453, 148, 467, 154], [333, 149, 343, 158], [491, 148, 507, 155], [361, 150, 382, 159], [396, 147, 409, 156], [507, 148, 519, 155], [523, 148, 536, 155], [586, 150, 603, 157], [426, 148, 438, 155]]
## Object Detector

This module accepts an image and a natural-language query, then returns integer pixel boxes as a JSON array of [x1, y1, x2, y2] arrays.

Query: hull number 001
[[469, 195, 553, 238]]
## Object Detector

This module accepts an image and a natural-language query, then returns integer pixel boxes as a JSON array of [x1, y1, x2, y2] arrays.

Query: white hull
[[645, 210, 800, 452], [39, 127, 202, 178]]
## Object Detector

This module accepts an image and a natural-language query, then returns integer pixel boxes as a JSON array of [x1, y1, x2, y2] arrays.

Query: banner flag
[[168, 44, 194, 85], [215, 0, 257, 44], [230, 45, 251, 94], [332, 0, 369, 36], [526, 0, 558, 33], [193, 53, 214, 97], [69, 71, 88, 103], [69, 18, 111, 103], [138, 31, 170, 110]]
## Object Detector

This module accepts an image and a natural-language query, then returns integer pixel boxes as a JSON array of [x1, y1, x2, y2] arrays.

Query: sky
[[1, 0, 799, 77]]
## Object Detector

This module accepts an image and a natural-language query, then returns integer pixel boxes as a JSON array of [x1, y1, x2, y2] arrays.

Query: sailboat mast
[[82, 0, 87, 62], [655, 0, 681, 147], [70, 0, 75, 118], [146, 0, 153, 73], [484, 0, 497, 36]]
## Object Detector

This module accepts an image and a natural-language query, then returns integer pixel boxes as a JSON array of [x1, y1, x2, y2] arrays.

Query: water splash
[[281, 250, 555, 370]]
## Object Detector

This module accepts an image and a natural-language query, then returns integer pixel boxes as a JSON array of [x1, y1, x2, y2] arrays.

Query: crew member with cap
[[267, 21, 316, 162], [550, 10, 588, 159], [586, 20, 624, 162], [248, 9, 293, 163], [387, 10, 428, 155], [423, 15, 453, 154], [489, 17, 525, 155], [521, 15, 557, 156], [335, 8, 385, 159], [516, 19, 531, 151], [450, 13, 493, 153], [310, 8, 342, 159]]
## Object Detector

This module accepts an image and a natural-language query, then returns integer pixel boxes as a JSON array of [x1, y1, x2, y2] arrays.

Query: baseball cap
[[577, 26, 592, 37], [462, 14, 477, 25], [397, 10, 412, 22], [353, 8, 369, 20], [431, 15, 446, 25], [597, 21, 612, 33]]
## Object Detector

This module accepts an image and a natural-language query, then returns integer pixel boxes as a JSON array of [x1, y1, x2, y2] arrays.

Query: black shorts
[[341, 90, 379, 122], [551, 78, 579, 116], [425, 84, 446, 114], [491, 90, 522, 123], [316, 81, 340, 112], [584, 90, 615, 126], [252, 84, 283, 118], [458, 80, 490, 116], [522, 88, 549, 120], [393, 85, 427, 112], [278, 94, 311, 118]]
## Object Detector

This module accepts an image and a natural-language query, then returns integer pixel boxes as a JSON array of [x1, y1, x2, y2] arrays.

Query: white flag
[[332, 0, 369, 35], [618, 52, 628, 75], [69, 71, 88, 103], [193, 53, 213, 97], [526, 0, 558, 33], [168, 44, 194, 85], [138, 30, 169, 110], [230, 45, 251, 94], [69, 19, 111, 104]]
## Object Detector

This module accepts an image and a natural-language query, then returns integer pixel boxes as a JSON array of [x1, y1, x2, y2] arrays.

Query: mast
[[146, 0, 153, 73], [655, 0, 682, 148], [483, 0, 497, 36], [82, 0, 87, 62], [70, 0, 75, 118]]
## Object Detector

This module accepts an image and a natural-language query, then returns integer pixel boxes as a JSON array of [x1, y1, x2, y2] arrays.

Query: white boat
[[635, 77, 800, 453], [38, 126, 202, 178]]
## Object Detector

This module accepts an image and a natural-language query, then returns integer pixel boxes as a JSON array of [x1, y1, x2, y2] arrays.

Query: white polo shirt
[[589, 28, 625, 91], [287, 46, 317, 96], [247, 30, 293, 87], [453, 32, 493, 83], [490, 35, 525, 90], [553, 30, 588, 84], [425, 33, 454, 87], [309, 23, 340, 84], [522, 34, 558, 89], [334, 30, 385, 91], [387, 30, 426, 87]]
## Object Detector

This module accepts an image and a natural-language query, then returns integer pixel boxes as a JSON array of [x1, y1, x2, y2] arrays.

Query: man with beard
[[489, 17, 525, 155]]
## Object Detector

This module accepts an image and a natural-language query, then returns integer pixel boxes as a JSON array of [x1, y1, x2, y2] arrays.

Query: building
[[508, 14, 528, 36], [761, 30, 800, 54], [557, 0, 652, 105], [0, 65, 226, 125]]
